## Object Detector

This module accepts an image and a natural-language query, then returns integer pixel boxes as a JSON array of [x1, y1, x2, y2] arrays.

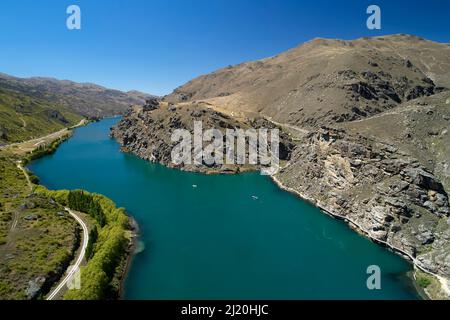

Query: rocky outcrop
[[142, 98, 160, 112], [276, 126, 450, 279], [111, 103, 294, 174], [43, 109, 69, 124]]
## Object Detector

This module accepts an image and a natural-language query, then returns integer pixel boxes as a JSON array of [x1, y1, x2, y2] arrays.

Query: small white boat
[[192, 184, 198, 188], [251, 195, 258, 200]]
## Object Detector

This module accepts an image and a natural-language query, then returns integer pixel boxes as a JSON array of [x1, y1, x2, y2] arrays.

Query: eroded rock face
[[142, 98, 160, 112], [276, 127, 450, 278], [111, 104, 294, 174], [26, 276, 46, 299]]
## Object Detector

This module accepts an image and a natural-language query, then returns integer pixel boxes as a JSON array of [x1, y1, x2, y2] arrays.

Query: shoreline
[[111, 135, 449, 299], [118, 215, 140, 299], [24, 118, 447, 300], [270, 174, 449, 300], [15, 118, 136, 300]]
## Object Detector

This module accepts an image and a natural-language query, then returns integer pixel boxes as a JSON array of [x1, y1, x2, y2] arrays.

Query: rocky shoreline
[[271, 174, 449, 299], [111, 98, 450, 300], [118, 215, 140, 299], [271, 121, 450, 299], [110, 34, 450, 299]]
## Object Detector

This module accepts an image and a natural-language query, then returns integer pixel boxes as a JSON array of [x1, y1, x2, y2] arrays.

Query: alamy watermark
[[66, 264, 81, 290], [65, 5, 381, 31], [66, 5, 81, 30], [366, 265, 381, 290], [367, 5, 381, 30], [171, 121, 280, 175]]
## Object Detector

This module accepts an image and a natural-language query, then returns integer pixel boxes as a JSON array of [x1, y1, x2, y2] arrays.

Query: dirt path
[[264, 116, 309, 138], [20, 116, 27, 128], [17, 161, 32, 192], [10, 212, 19, 232], [7, 162, 32, 233], [350, 103, 433, 123], [196, 100, 310, 140]]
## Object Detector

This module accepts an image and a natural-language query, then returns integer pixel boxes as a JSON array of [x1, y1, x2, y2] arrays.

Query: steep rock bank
[[111, 102, 294, 174], [276, 126, 450, 279]]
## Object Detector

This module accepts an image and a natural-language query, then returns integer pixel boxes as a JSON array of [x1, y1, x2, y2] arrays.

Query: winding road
[[46, 208, 89, 300]]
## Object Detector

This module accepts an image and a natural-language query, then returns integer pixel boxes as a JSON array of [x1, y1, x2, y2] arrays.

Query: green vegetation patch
[[0, 156, 79, 300], [23, 134, 72, 165], [414, 269, 449, 299], [0, 88, 81, 144], [35, 187, 131, 300], [416, 274, 432, 288]]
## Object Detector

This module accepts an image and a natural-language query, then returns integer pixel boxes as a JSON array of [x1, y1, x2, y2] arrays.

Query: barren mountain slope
[[339, 92, 450, 191], [165, 34, 450, 127]]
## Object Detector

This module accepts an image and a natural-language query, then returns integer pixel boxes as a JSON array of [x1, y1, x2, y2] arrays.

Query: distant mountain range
[[0, 73, 154, 118], [0, 72, 154, 143]]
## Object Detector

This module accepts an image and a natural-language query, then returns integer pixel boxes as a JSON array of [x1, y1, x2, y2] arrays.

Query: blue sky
[[1, 0, 449, 95]]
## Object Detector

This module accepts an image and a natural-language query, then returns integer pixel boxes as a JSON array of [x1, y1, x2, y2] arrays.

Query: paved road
[[46, 208, 89, 300], [0, 119, 87, 151]]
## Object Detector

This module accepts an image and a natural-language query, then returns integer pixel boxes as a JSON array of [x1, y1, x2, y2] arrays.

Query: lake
[[29, 118, 420, 299]]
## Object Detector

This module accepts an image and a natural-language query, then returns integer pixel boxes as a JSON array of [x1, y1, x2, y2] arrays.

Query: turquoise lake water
[[28, 118, 420, 299]]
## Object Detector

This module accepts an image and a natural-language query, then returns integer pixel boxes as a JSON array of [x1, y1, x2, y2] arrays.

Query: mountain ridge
[[0, 72, 154, 118], [164, 34, 450, 127]]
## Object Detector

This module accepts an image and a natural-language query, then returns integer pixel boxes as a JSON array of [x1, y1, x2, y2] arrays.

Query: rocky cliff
[[111, 100, 294, 174], [276, 118, 450, 279]]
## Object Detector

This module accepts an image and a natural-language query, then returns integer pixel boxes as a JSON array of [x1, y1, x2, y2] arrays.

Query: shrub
[[417, 275, 432, 288], [85, 226, 98, 260], [34, 186, 131, 300]]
